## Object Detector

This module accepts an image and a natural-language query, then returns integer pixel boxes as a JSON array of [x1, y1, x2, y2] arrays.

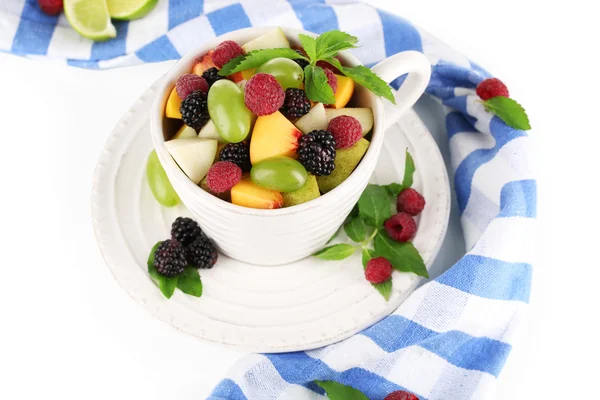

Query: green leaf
[[315, 30, 358, 60], [483, 97, 531, 130], [326, 58, 395, 104], [147, 242, 179, 299], [372, 279, 392, 301], [384, 183, 404, 197], [147, 242, 162, 280], [304, 65, 336, 104], [357, 184, 392, 227], [402, 149, 416, 189], [315, 381, 369, 400], [373, 232, 429, 278], [313, 243, 356, 260], [176, 267, 203, 297], [344, 216, 367, 242], [362, 247, 374, 269], [298, 34, 317, 61], [219, 48, 308, 75]]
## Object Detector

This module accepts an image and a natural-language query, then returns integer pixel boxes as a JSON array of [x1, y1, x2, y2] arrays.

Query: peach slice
[[331, 74, 355, 109], [231, 177, 283, 209], [250, 111, 302, 165], [192, 50, 217, 76], [165, 86, 182, 119]]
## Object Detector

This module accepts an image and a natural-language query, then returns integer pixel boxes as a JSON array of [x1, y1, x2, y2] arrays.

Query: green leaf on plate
[[298, 33, 318, 61], [372, 279, 392, 301], [357, 184, 392, 227], [402, 149, 415, 189], [315, 30, 358, 60], [314, 380, 369, 400], [147, 241, 162, 280], [344, 216, 367, 243], [218, 48, 308, 75], [483, 96, 531, 130], [304, 65, 336, 104], [362, 247, 374, 269], [373, 232, 429, 278], [326, 58, 395, 104], [177, 267, 203, 297], [147, 241, 179, 299], [384, 183, 404, 197], [313, 243, 356, 260]]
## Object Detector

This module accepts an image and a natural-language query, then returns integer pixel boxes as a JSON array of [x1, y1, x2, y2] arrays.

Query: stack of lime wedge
[[64, 0, 158, 41]]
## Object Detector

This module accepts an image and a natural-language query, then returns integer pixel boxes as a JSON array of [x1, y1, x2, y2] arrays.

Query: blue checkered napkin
[[1, 1, 536, 398]]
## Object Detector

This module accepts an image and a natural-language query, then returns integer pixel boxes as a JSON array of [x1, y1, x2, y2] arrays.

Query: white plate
[[91, 82, 450, 353]]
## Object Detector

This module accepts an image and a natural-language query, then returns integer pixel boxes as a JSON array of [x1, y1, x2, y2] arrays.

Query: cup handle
[[370, 51, 431, 131]]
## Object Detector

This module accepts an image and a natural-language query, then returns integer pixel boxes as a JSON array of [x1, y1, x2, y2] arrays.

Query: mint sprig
[[483, 96, 531, 130], [315, 380, 369, 400], [304, 64, 335, 104], [147, 241, 204, 299], [219, 48, 307, 76]]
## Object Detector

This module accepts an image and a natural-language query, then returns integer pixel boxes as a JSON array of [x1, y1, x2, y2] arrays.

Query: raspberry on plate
[[244, 73, 285, 116], [396, 188, 426, 216], [176, 74, 209, 99], [384, 390, 420, 400], [365, 257, 393, 284], [212, 40, 244, 68], [38, 0, 63, 15], [323, 67, 338, 94], [384, 212, 417, 242], [206, 162, 242, 194], [476, 78, 509, 100], [327, 115, 362, 149]]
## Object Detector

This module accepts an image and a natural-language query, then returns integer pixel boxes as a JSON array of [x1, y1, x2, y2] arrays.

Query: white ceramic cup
[[151, 26, 431, 265]]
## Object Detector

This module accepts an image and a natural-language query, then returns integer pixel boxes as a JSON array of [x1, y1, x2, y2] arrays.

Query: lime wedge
[[64, 0, 116, 41], [107, 0, 159, 20]]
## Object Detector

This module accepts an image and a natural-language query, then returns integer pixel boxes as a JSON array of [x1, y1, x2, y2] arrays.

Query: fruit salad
[[161, 28, 382, 210]]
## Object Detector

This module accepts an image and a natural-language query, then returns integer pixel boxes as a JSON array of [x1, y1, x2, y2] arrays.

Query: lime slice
[[107, 0, 159, 20], [64, 0, 116, 41]]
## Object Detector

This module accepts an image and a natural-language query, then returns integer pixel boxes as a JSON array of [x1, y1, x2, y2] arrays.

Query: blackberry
[[293, 50, 309, 69], [180, 90, 209, 130], [280, 88, 311, 119], [202, 67, 225, 87], [185, 237, 218, 269], [154, 240, 186, 277], [298, 130, 336, 176], [171, 217, 202, 246], [219, 142, 251, 172]]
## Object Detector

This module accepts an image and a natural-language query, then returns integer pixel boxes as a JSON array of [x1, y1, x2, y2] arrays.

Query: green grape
[[256, 58, 304, 89], [208, 80, 252, 143], [251, 157, 307, 193], [146, 150, 180, 207]]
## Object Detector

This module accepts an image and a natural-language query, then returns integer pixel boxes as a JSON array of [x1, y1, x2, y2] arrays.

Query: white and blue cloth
[[1, 1, 536, 398]]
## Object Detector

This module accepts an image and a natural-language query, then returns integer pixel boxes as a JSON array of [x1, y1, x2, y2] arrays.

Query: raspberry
[[180, 90, 209, 130], [384, 213, 417, 242], [212, 40, 244, 69], [397, 188, 425, 216], [280, 88, 311, 119], [202, 67, 226, 87], [476, 78, 509, 100], [206, 162, 242, 193], [316, 60, 341, 75], [38, 0, 63, 15], [176, 74, 208, 99], [384, 391, 420, 400], [298, 130, 336, 176], [293, 50, 309, 69], [153, 240, 186, 277], [219, 142, 251, 172], [171, 217, 203, 246], [327, 115, 362, 149], [185, 237, 218, 269], [365, 257, 393, 284], [244, 73, 285, 116], [323, 68, 338, 94]]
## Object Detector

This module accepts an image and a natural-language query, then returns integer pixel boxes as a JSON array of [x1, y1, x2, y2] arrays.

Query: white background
[[0, 0, 598, 399]]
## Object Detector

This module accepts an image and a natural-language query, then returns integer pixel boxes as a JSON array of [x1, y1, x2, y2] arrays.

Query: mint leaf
[[315, 30, 358, 60], [315, 381, 369, 400], [219, 48, 308, 75], [372, 279, 392, 301], [362, 247, 374, 269], [483, 97, 531, 130], [304, 65, 336, 104], [357, 185, 392, 227], [344, 216, 367, 243], [147, 241, 179, 299], [298, 34, 317, 61], [313, 243, 356, 260], [374, 232, 429, 278], [177, 267, 203, 297], [326, 58, 395, 104], [402, 149, 415, 189], [384, 183, 404, 197]]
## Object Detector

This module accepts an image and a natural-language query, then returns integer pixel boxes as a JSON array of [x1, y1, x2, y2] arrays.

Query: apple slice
[[242, 28, 290, 52], [173, 125, 197, 139], [164, 138, 218, 184], [325, 108, 374, 136], [198, 120, 228, 142], [295, 103, 327, 134]]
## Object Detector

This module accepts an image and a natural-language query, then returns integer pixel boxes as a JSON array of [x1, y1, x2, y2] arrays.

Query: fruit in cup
[[256, 58, 304, 89], [282, 175, 320, 207], [207, 79, 252, 143], [192, 50, 217, 76], [241, 27, 290, 52], [331, 74, 355, 109], [250, 111, 302, 164], [294, 103, 328, 134], [173, 125, 197, 139], [146, 150, 180, 207], [250, 157, 308, 193], [325, 108, 374, 136], [165, 87, 182, 119], [231, 177, 284, 209], [198, 120, 225, 142], [317, 138, 369, 193], [164, 138, 218, 184]]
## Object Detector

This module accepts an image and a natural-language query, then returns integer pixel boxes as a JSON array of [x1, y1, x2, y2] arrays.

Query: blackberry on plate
[[180, 90, 209, 130], [185, 237, 218, 269], [154, 240, 187, 277], [202, 67, 226, 87], [219, 142, 251, 172], [171, 217, 202, 246], [293, 50, 309, 69], [298, 130, 336, 176], [280, 88, 311, 119]]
